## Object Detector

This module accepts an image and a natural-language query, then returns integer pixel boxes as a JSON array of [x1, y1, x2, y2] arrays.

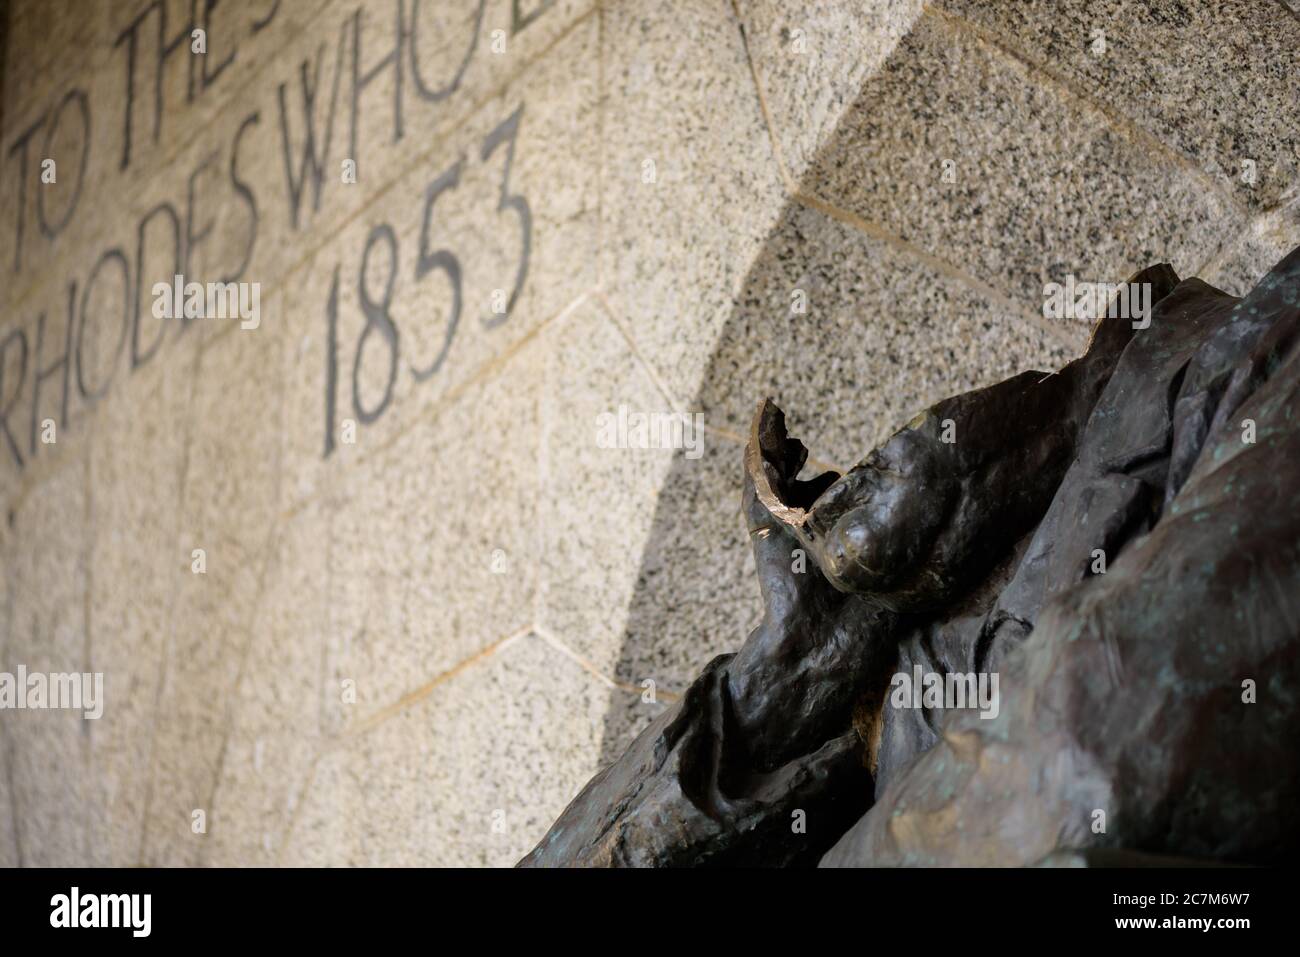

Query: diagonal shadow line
[[590, 5, 1195, 767], [593, 19, 936, 767]]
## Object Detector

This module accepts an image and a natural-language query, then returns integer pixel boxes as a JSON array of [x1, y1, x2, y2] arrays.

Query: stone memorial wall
[[1, 0, 1298, 866]]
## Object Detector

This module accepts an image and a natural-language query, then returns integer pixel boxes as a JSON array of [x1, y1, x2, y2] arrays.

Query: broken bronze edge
[[745, 397, 813, 531]]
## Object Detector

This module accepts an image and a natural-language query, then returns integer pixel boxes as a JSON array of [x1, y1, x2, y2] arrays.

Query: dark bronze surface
[[521, 248, 1300, 867]]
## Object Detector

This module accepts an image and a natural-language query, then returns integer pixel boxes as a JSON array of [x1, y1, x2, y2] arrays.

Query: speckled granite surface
[[1, 0, 1296, 866]]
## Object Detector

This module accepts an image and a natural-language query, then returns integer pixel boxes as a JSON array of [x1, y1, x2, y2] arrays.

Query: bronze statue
[[522, 248, 1300, 867]]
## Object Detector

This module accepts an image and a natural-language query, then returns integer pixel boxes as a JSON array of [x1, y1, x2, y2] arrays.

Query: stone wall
[[0, 0, 1297, 866]]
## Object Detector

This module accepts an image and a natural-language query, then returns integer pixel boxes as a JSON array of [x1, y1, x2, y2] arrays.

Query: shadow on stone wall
[[593, 124, 1065, 767]]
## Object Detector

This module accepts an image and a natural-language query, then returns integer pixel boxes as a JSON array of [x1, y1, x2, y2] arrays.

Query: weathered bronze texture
[[521, 248, 1300, 867]]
